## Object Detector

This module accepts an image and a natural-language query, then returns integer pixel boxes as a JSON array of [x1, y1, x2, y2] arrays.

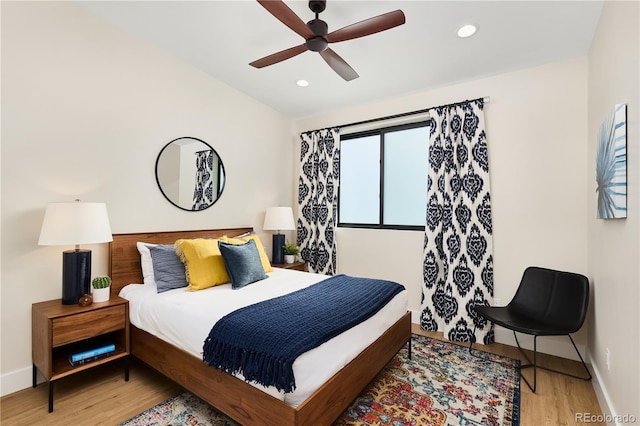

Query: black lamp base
[[62, 250, 91, 305], [271, 233, 285, 264]]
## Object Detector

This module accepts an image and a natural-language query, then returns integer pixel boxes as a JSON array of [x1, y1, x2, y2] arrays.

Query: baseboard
[[587, 350, 623, 426], [1, 366, 43, 397]]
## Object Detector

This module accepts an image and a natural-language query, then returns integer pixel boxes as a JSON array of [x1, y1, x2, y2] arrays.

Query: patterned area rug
[[120, 334, 520, 426]]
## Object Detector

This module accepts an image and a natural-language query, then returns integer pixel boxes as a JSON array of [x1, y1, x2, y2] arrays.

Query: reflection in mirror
[[155, 137, 225, 211]]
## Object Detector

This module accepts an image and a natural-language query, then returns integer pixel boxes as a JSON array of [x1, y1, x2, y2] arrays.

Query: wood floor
[[1, 326, 604, 425]]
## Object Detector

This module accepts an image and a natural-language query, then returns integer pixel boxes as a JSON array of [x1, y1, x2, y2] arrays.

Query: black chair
[[469, 266, 592, 392]]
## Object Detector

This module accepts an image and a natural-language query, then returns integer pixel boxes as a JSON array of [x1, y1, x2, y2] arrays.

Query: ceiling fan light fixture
[[306, 36, 328, 52], [457, 24, 477, 38], [296, 79, 309, 87]]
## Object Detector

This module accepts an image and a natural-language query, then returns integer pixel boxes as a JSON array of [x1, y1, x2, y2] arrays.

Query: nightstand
[[272, 261, 308, 272], [32, 296, 130, 412]]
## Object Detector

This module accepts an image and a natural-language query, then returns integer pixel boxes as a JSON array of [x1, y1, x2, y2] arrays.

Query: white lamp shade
[[263, 207, 295, 231], [38, 202, 113, 246]]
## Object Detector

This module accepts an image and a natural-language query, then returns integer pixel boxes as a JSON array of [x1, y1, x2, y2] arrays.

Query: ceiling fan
[[249, 0, 406, 81]]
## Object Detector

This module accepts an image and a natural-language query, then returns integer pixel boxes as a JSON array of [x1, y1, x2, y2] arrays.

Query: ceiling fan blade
[[250, 44, 308, 68], [319, 48, 359, 81], [257, 0, 315, 39], [325, 10, 405, 43]]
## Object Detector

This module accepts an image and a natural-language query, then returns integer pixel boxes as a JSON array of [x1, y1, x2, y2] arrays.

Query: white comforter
[[120, 267, 407, 407]]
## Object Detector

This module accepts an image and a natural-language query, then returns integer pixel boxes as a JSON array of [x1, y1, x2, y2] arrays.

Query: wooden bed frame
[[109, 228, 412, 426]]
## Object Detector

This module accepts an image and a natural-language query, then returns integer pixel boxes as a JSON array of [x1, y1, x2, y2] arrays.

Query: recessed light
[[296, 79, 309, 87], [457, 24, 477, 38]]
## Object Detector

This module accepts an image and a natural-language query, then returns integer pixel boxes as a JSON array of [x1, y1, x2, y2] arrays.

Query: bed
[[109, 228, 412, 425]]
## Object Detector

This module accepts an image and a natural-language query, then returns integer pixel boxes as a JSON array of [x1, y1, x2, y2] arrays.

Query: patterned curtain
[[420, 99, 494, 344], [297, 127, 340, 275], [192, 150, 214, 210]]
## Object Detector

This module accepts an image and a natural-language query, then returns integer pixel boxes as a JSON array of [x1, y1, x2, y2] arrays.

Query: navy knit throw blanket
[[202, 274, 404, 393]]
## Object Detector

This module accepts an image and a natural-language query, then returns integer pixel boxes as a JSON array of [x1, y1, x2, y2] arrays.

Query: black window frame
[[338, 120, 430, 231]]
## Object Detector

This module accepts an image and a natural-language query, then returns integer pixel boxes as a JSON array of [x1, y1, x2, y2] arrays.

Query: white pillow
[[136, 241, 157, 286]]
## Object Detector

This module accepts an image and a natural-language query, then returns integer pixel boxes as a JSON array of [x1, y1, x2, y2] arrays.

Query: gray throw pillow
[[218, 239, 268, 289], [149, 244, 189, 293]]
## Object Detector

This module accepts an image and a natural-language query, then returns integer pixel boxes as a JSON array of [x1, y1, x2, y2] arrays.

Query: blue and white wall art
[[596, 103, 627, 219]]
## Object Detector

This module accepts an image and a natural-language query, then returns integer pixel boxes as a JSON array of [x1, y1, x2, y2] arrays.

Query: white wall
[[587, 1, 640, 422], [295, 57, 590, 359], [1, 2, 294, 395]]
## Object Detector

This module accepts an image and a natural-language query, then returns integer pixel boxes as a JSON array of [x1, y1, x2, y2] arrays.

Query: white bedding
[[120, 267, 408, 407]]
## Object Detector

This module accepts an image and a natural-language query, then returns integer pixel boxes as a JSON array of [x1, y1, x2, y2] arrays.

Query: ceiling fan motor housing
[[306, 14, 329, 52], [307, 18, 328, 36]]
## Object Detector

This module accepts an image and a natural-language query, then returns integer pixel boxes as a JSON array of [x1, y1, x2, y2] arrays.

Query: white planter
[[92, 287, 111, 303], [284, 255, 295, 264]]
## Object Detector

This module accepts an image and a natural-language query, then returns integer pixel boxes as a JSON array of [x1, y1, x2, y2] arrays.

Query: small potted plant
[[282, 241, 300, 264], [91, 275, 112, 303]]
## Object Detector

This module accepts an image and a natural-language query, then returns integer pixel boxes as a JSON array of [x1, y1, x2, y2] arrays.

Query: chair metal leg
[[470, 327, 592, 393], [468, 325, 481, 358], [566, 334, 593, 382], [513, 332, 537, 392], [468, 325, 479, 356], [513, 331, 592, 393]]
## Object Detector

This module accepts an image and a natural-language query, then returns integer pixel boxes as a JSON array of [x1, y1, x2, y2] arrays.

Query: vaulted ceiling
[[79, 1, 603, 118]]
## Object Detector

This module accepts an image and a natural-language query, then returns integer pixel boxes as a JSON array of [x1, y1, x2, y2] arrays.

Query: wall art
[[596, 103, 627, 219]]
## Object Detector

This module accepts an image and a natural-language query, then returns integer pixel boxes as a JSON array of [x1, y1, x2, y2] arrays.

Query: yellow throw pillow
[[221, 233, 273, 273], [174, 238, 230, 290]]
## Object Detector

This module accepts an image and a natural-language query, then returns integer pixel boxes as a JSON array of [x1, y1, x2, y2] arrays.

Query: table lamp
[[38, 200, 113, 304], [263, 207, 295, 264]]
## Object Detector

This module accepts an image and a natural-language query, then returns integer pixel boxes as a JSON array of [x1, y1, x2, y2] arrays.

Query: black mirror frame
[[155, 136, 226, 212]]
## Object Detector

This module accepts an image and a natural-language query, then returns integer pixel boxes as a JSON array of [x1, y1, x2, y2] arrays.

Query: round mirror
[[155, 137, 225, 211]]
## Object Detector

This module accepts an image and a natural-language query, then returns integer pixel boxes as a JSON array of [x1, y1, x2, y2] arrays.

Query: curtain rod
[[337, 96, 490, 130]]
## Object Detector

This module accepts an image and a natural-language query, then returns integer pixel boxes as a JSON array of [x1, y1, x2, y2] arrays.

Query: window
[[339, 122, 430, 230]]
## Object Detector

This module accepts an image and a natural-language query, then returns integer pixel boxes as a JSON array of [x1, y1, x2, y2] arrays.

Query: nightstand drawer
[[52, 305, 126, 347]]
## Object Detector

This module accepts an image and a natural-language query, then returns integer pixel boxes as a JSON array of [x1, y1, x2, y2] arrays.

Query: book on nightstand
[[68, 343, 115, 366]]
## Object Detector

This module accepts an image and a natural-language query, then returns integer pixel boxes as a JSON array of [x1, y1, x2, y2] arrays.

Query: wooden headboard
[[108, 228, 253, 295]]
